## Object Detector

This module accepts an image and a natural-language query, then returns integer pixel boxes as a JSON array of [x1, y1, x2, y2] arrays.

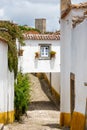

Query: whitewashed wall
[[46, 72, 60, 94], [72, 8, 87, 17], [0, 40, 14, 116], [0, 41, 8, 113], [71, 19, 87, 114], [60, 12, 72, 113], [61, 7, 87, 116], [7, 70, 14, 112], [21, 40, 60, 73]]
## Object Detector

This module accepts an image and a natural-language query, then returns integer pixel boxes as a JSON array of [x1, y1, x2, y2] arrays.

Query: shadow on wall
[[50, 58, 55, 69], [39, 76, 60, 110]]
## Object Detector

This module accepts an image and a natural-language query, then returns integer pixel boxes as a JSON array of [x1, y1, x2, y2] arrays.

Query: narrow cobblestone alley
[[5, 74, 61, 130]]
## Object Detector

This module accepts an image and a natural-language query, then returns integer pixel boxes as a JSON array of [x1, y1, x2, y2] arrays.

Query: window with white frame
[[39, 44, 51, 59]]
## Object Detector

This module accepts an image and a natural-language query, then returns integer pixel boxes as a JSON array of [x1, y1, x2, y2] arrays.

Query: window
[[39, 44, 51, 59]]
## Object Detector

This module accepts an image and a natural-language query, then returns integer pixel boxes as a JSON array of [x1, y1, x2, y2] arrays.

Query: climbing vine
[[0, 21, 24, 78]]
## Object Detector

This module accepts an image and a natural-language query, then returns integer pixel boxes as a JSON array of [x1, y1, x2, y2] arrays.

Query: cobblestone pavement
[[5, 74, 61, 130]]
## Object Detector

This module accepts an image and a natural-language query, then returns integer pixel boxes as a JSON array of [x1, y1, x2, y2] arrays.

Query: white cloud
[[0, 9, 4, 17], [0, 0, 86, 31], [27, 0, 59, 5], [0, 0, 60, 31]]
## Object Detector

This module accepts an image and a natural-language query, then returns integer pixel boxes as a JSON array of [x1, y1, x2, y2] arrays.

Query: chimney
[[35, 18, 46, 33]]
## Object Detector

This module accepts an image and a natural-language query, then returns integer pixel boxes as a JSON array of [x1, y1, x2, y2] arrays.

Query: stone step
[[0, 124, 4, 130], [3, 126, 9, 130]]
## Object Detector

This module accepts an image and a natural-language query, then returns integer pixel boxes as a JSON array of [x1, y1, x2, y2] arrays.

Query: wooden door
[[85, 98, 87, 130], [70, 73, 75, 115]]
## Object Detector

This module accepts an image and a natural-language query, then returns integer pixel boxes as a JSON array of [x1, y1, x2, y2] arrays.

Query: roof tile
[[23, 34, 60, 40]]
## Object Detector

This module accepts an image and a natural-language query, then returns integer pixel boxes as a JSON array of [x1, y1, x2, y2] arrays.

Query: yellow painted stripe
[[0, 111, 14, 124], [60, 112, 71, 127], [71, 112, 85, 130]]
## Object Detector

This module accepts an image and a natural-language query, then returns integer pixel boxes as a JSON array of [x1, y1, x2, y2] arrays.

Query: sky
[[0, 0, 86, 32]]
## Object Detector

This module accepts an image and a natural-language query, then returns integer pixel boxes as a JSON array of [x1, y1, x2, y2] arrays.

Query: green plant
[[19, 25, 41, 33], [0, 21, 24, 78], [14, 72, 31, 121]]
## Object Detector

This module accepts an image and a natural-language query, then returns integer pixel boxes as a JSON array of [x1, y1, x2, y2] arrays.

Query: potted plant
[[35, 52, 39, 59], [18, 49, 24, 56], [50, 51, 56, 58]]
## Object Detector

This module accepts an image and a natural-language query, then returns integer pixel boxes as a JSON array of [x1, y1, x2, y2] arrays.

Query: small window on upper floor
[[39, 44, 51, 60]]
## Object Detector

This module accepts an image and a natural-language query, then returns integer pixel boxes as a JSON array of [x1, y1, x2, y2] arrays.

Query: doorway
[[70, 73, 75, 115]]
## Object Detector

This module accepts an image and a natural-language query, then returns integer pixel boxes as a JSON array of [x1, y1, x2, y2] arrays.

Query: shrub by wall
[[14, 72, 31, 120]]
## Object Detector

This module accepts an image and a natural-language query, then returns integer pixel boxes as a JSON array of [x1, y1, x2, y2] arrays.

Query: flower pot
[[51, 54, 55, 58], [35, 52, 39, 59], [18, 49, 24, 56], [50, 51, 56, 59]]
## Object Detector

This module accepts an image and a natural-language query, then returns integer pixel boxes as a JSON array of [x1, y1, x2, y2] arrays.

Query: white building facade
[[0, 38, 14, 124], [18, 33, 60, 103], [20, 34, 60, 73], [60, 1, 87, 130]]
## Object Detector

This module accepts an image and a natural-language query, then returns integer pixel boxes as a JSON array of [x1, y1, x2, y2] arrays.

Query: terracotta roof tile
[[72, 2, 87, 9], [61, 0, 71, 18], [84, 10, 87, 15], [61, 2, 87, 19], [23, 34, 60, 40], [72, 16, 85, 28]]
